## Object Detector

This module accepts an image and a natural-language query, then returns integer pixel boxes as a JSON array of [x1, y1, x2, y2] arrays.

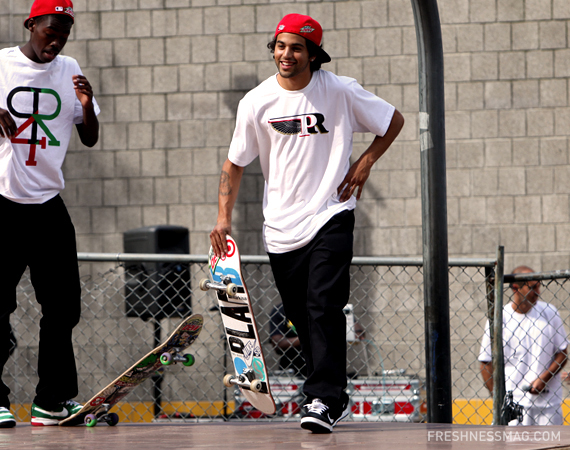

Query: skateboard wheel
[[160, 352, 173, 365], [199, 278, 210, 291], [226, 283, 238, 296], [250, 380, 263, 393], [85, 414, 97, 427], [223, 374, 235, 388], [182, 354, 195, 367], [106, 413, 119, 426]]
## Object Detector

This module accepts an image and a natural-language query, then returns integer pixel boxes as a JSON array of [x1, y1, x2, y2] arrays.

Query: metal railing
[[6, 253, 507, 424]]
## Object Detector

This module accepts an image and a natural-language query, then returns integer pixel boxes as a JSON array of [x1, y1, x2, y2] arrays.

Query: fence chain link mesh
[[10, 255, 569, 425]]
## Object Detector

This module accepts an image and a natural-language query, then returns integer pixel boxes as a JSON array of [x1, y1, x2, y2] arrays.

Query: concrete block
[[142, 206, 167, 226], [499, 110, 526, 137], [115, 95, 140, 123], [168, 205, 193, 231], [90, 152, 115, 178], [128, 178, 154, 205], [498, 225, 528, 252], [446, 111, 471, 140], [335, 2, 361, 29], [75, 12, 100, 40], [457, 24, 484, 52], [115, 151, 141, 177], [514, 195, 542, 223], [361, 0, 388, 28], [127, 67, 152, 94], [204, 7, 229, 35], [402, 84, 419, 112], [154, 122, 179, 149], [513, 138, 540, 166], [458, 82, 484, 110], [526, 50, 554, 78], [349, 28, 376, 57], [388, 170, 417, 198], [101, 12, 125, 39], [470, 0, 497, 22], [176, 9, 203, 36], [166, 0, 190, 6], [193, 92, 219, 119], [205, 64, 231, 91], [153, 66, 179, 93], [126, 10, 152, 38], [117, 206, 142, 231], [512, 80, 540, 109], [229, 6, 255, 34], [556, 225, 570, 251], [471, 52, 498, 80], [193, 147, 224, 176], [498, 168, 526, 195], [114, 39, 139, 67], [460, 197, 486, 225], [390, 55, 417, 84], [387, 0, 414, 26], [499, 52, 526, 80], [484, 23, 511, 51], [166, 93, 192, 121], [442, 25, 457, 54], [554, 108, 570, 136], [166, 37, 191, 65], [543, 195, 570, 223], [512, 22, 539, 50], [192, 36, 217, 63], [404, 198, 422, 227], [447, 169, 472, 197], [486, 196, 514, 224], [554, 167, 570, 194], [205, 121, 233, 148], [471, 110, 499, 138], [141, 95, 166, 121], [218, 35, 244, 62], [440, 0, 469, 23], [448, 227, 473, 255], [103, 179, 129, 206], [445, 54, 471, 82], [179, 120, 206, 148], [336, 58, 363, 83], [485, 81, 511, 109], [102, 123, 128, 151], [68, 207, 91, 234], [527, 109, 554, 137], [472, 226, 500, 254], [152, 10, 178, 37], [128, 122, 153, 150], [141, 150, 166, 177], [540, 79, 568, 107], [193, 204, 219, 232], [180, 177, 206, 204], [179, 64, 205, 92], [88, 0, 113, 11], [77, 180, 103, 206], [525, 0, 552, 20], [527, 167, 554, 195], [498, 0, 524, 21], [244, 34, 274, 62], [528, 225, 556, 253], [377, 199, 405, 227], [554, 0, 570, 18], [114, 0, 139, 10], [540, 21, 567, 49], [373, 28, 401, 56], [166, 149, 193, 176], [155, 177, 180, 204], [92, 208, 117, 234], [471, 169, 498, 196], [540, 137, 568, 165], [100, 68, 127, 95]]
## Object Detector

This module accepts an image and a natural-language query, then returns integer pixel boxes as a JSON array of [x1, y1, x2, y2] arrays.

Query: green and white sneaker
[[31, 400, 83, 426], [0, 407, 15, 428]]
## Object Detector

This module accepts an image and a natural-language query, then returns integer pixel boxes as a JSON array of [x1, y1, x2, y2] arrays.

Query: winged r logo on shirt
[[268, 113, 329, 137]]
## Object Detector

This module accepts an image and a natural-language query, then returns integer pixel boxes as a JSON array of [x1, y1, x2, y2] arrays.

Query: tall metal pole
[[492, 246, 506, 424], [410, 0, 452, 423]]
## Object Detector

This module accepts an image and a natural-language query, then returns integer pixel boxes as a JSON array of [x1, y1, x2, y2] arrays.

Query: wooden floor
[[2, 422, 570, 450]]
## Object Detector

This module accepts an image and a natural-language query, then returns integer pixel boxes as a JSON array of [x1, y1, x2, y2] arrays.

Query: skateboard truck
[[84, 404, 119, 427], [199, 276, 238, 297], [159, 348, 196, 367], [223, 368, 268, 394]]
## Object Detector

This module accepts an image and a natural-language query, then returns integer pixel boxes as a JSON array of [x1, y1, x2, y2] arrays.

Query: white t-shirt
[[228, 70, 395, 253], [479, 300, 568, 408], [0, 47, 100, 204]]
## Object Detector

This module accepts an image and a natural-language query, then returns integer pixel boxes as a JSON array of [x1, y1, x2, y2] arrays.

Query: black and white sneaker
[[301, 398, 334, 433], [331, 392, 350, 427]]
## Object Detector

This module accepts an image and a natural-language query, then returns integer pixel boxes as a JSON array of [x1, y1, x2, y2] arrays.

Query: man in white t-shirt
[[479, 266, 568, 425], [210, 13, 404, 433], [0, 0, 100, 427]]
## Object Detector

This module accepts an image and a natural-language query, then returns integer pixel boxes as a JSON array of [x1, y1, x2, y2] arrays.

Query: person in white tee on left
[[0, 0, 99, 428]]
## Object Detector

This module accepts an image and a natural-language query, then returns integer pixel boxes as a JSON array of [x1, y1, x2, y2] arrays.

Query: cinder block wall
[[1, 0, 570, 272]]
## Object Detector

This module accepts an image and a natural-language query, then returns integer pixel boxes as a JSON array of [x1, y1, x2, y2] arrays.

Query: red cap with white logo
[[24, 0, 75, 29], [274, 14, 331, 64]]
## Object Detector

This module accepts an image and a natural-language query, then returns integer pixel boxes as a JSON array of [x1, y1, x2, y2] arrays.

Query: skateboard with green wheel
[[200, 235, 276, 415], [59, 314, 203, 427]]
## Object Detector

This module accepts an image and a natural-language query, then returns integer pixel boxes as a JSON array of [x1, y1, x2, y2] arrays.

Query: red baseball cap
[[24, 0, 75, 29], [274, 14, 331, 64]]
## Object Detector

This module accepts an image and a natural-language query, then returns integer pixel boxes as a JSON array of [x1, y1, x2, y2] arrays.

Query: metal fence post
[[411, 0, 452, 423], [492, 246, 506, 425]]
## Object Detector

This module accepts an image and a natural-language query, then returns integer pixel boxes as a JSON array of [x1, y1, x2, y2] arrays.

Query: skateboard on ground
[[200, 236, 276, 415], [59, 314, 203, 427]]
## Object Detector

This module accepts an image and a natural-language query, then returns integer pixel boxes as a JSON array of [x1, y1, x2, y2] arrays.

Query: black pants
[[0, 195, 81, 410], [268, 210, 354, 406]]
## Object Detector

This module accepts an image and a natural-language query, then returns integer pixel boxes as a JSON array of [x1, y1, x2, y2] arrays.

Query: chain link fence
[[10, 252, 563, 425]]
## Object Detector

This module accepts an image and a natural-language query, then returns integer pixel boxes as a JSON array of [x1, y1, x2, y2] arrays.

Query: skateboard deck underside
[[59, 314, 203, 426], [209, 238, 275, 415]]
